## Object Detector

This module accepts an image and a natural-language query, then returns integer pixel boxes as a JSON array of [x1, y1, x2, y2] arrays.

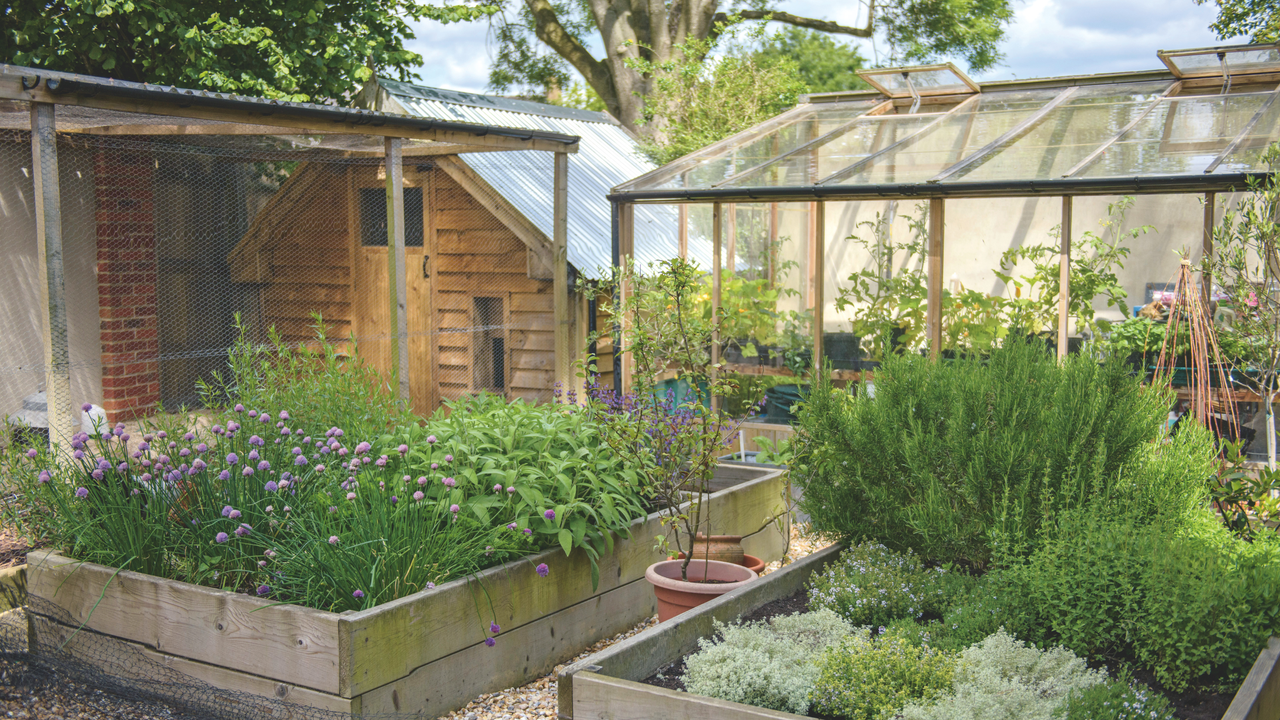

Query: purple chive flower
[[229, 509, 242, 520], [249, 435, 264, 447], [235, 524, 252, 537], [263, 480, 278, 492], [26, 448, 40, 459], [314, 464, 326, 473], [222, 505, 234, 517], [536, 563, 549, 578], [494, 484, 503, 493], [450, 504, 460, 513], [390, 496, 398, 505], [523, 528, 533, 535], [484, 637, 496, 647], [138, 441, 150, 452], [248, 450, 260, 462], [544, 509, 556, 520], [353, 589, 365, 599], [117, 462, 129, 472], [426, 435, 437, 444], [257, 585, 270, 596], [347, 492, 357, 501], [279, 410, 290, 421], [193, 459, 207, 471], [264, 549, 276, 558], [442, 477, 456, 488], [426, 582, 436, 590], [91, 469, 104, 480], [242, 466, 254, 477], [183, 432, 195, 442], [430, 463, 438, 470], [329, 505, 337, 513], [226, 453, 239, 465], [81, 402, 92, 412], [444, 454, 453, 463], [73, 450, 85, 460], [507, 522, 517, 531], [258, 560, 268, 568], [278, 480, 290, 489], [140, 473, 152, 482], [292, 453, 309, 467], [178, 448, 191, 458], [259, 414, 269, 424], [37, 470, 51, 484], [417, 476, 428, 486], [413, 491, 424, 501], [235, 404, 245, 412], [397, 444, 408, 454], [329, 536, 339, 545], [355, 441, 371, 454], [490, 622, 500, 633], [507, 486, 516, 494], [283, 506, 291, 513], [218, 470, 231, 481], [195, 443, 208, 453], [375, 456, 388, 467], [258, 460, 271, 472], [215, 532, 229, 543], [248, 409, 258, 417], [75, 486, 88, 498]]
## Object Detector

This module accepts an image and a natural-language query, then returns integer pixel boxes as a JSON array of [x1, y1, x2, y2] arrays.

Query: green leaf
[[558, 528, 573, 556]]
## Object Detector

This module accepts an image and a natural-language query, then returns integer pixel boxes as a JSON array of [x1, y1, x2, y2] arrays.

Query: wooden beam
[[31, 103, 72, 446], [386, 138, 410, 401], [814, 202, 826, 372], [678, 204, 689, 259], [1058, 196, 1072, 360], [433, 155, 555, 272], [553, 152, 571, 393], [1222, 636, 1280, 720], [927, 198, 945, 360], [0, 79, 579, 154], [712, 203, 723, 413], [1203, 191, 1216, 305], [726, 203, 737, 274], [619, 203, 635, 395], [424, 168, 440, 412]]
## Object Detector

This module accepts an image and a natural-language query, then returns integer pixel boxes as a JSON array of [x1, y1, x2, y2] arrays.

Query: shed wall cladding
[[228, 159, 558, 414]]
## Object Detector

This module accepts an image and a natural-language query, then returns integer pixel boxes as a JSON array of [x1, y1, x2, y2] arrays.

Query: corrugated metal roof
[[378, 79, 699, 278]]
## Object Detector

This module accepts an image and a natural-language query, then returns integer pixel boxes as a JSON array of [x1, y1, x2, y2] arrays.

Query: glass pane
[[1080, 93, 1273, 177], [829, 90, 1061, 185], [1213, 96, 1280, 173], [724, 115, 939, 188], [624, 100, 880, 191], [946, 81, 1172, 183], [1167, 47, 1280, 77], [862, 67, 974, 97]]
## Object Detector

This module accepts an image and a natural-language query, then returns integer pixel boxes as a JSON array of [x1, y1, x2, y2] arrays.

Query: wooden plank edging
[[1224, 636, 1280, 720], [572, 672, 810, 720], [557, 542, 843, 720], [0, 564, 26, 612]]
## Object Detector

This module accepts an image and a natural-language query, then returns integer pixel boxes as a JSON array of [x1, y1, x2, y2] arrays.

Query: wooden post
[[385, 137, 410, 401], [813, 202, 826, 373], [619, 203, 635, 395], [927, 198, 945, 360], [711, 203, 722, 413], [423, 166, 440, 411], [31, 103, 73, 447], [726, 203, 737, 275], [1203, 191, 1216, 305], [768, 202, 778, 286], [553, 152, 571, 393], [1058, 196, 1072, 360]]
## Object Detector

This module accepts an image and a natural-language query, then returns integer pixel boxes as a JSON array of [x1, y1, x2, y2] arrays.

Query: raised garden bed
[[24, 463, 789, 718], [558, 543, 1279, 720]]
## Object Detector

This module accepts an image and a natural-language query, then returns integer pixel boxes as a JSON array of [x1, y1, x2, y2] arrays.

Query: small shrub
[[1054, 676, 1176, 720], [900, 628, 1103, 720], [808, 542, 966, 627], [810, 631, 957, 720], [682, 609, 854, 714]]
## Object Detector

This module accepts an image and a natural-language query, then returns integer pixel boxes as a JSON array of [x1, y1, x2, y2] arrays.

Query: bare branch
[[524, 0, 619, 110], [712, 9, 873, 37]]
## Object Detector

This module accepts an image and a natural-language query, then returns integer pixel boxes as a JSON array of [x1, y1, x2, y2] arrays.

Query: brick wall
[[94, 150, 159, 422]]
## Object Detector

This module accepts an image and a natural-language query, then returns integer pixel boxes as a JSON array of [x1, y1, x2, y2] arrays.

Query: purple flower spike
[[484, 637, 496, 647], [257, 585, 270, 596], [75, 486, 88, 498], [215, 532, 229, 543], [352, 589, 365, 599], [544, 509, 556, 520], [536, 563, 549, 578]]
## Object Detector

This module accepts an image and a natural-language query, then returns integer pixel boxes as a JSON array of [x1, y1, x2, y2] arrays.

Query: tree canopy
[[489, 0, 1013, 137], [753, 27, 870, 94], [1, 0, 495, 102], [1196, 0, 1279, 43]]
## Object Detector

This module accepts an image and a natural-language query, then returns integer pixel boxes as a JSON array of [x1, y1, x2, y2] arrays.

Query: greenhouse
[[607, 42, 1280, 428]]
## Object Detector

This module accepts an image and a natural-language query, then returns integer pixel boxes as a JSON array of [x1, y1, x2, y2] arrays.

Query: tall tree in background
[[1, 0, 494, 102], [754, 27, 870, 94], [490, 0, 1013, 138], [1196, 0, 1278, 43]]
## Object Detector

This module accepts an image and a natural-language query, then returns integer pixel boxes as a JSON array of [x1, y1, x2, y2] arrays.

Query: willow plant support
[[1157, 256, 1238, 439]]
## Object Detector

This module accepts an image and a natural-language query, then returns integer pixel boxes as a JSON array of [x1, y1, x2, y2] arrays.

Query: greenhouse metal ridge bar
[[607, 171, 1271, 203], [0, 65, 580, 153]]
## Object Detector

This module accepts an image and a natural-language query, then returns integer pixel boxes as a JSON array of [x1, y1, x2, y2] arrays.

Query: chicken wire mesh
[[0, 102, 562, 443]]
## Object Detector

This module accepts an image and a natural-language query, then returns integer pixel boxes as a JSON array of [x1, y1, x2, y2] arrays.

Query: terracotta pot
[[646, 559, 757, 622], [674, 551, 766, 575], [688, 534, 745, 566]]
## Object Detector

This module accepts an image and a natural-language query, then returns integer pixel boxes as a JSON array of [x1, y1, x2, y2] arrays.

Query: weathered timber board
[[357, 573, 657, 718], [25, 551, 342, 694], [339, 466, 786, 697], [0, 565, 26, 612], [1224, 636, 1280, 720], [558, 543, 841, 719], [573, 672, 809, 720], [29, 614, 355, 717]]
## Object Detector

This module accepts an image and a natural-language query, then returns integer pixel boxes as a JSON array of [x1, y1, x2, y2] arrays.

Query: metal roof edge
[[1, 64, 582, 146], [378, 77, 619, 126], [802, 68, 1177, 105], [609, 172, 1271, 202]]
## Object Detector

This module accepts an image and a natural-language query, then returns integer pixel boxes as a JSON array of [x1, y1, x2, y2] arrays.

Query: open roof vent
[[1159, 43, 1280, 92], [857, 63, 979, 112]]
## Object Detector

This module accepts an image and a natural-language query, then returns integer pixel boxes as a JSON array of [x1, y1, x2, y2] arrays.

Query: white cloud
[[401, 0, 1242, 93]]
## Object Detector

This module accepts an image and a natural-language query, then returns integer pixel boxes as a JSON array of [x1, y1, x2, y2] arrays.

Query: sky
[[402, 0, 1240, 95]]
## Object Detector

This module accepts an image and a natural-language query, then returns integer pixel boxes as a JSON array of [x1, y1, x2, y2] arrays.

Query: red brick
[[134, 326, 157, 339], [99, 320, 123, 332]]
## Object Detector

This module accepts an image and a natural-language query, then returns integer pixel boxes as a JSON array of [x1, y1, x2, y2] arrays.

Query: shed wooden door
[[353, 179, 438, 414]]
